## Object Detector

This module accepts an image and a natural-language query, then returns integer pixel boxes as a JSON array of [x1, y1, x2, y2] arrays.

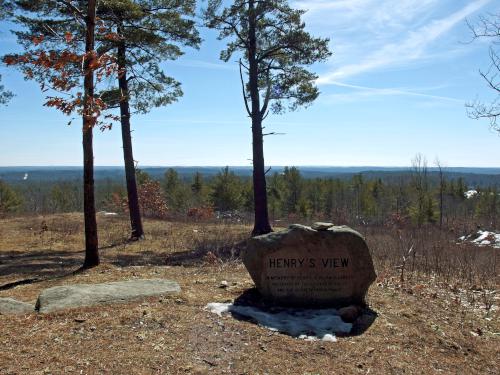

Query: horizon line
[[2, 165, 500, 169]]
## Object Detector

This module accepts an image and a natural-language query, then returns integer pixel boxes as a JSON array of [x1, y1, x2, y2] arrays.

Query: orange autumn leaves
[[3, 31, 120, 129]]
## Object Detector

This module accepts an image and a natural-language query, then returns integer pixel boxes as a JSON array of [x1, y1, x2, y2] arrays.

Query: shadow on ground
[[0, 241, 140, 289], [0, 236, 245, 289], [229, 288, 378, 337], [0, 250, 83, 279], [164, 240, 244, 266]]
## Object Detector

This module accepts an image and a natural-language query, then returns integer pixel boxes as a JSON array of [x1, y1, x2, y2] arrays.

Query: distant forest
[[1, 165, 499, 233], [2, 166, 500, 186]]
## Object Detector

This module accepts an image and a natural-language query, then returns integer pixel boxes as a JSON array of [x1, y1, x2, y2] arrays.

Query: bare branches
[[466, 99, 500, 130], [468, 13, 500, 130], [467, 13, 500, 40], [263, 131, 284, 136]]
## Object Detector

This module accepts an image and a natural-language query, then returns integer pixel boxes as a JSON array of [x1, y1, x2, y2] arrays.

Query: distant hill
[[2, 166, 500, 187]]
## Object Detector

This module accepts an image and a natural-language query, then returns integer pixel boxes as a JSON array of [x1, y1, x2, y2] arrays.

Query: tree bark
[[117, 35, 144, 240], [439, 170, 444, 229], [248, 0, 272, 236], [82, 0, 99, 268]]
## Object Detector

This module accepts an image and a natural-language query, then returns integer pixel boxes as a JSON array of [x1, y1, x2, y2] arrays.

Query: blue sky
[[1, 0, 500, 167]]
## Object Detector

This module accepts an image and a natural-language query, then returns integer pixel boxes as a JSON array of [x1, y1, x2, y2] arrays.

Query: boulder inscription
[[243, 223, 376, 306]]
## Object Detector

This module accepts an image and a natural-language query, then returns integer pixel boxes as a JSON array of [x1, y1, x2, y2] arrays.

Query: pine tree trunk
[[248, 0, 272, 236], [117, 37, 144, 240], [251, 115, 272, 236], [82, 0, 99, 268]]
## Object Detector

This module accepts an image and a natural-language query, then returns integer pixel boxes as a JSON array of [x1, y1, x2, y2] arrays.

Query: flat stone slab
[[36, 279, 181, 313], [244, 224, 376, 307], [311, 222, 335, 231], [0, 297, 35, 315]]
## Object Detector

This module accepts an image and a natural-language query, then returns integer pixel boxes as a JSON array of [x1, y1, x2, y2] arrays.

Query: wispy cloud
[[171, 59, 236, 71], [293, 0, 491, 83], [323, 81, 464, 103]]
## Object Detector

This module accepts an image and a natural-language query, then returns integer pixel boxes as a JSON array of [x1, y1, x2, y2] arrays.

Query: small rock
[[311, 222, 335, 231], [0, 298, 34, 315], [219, 280, 229, 288], [339, 305, 361, 323]]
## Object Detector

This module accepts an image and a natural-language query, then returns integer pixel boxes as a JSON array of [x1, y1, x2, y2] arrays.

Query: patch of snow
[[472, 231, 491, 244], [458, 230, 500, 249], [206, 302, 230, 316], [494, 234, 500, 249], [205, 302, 352, 342], [23, 173, 28, 180], [464, 190, 478, 199], [98, 211, 118, 216]]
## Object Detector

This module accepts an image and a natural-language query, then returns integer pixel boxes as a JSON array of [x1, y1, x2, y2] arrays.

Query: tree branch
[[239, 59, 251, 117]]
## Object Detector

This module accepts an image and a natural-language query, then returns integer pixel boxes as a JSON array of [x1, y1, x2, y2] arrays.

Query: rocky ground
[[0, 214, 498, 374]]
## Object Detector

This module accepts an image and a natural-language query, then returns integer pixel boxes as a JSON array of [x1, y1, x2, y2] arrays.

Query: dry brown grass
[[364, 226, 499, 313], [0, 214, 498, 375]]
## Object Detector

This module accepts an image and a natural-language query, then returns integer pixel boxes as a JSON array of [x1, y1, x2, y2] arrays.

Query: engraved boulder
[[243, 223, 376, 307]]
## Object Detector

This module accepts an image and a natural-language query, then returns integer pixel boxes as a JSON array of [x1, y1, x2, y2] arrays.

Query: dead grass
[[0, 214, 498, 375]]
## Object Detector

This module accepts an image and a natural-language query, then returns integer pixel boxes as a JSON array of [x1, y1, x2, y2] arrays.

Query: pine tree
[[4, 0, 121, 267], [191, 172, 207, 206], [282, 166, 302, 215], [163, 168, 189, 213], [97, 0, 200, 239], [0, 180, 23, 216], [210, 167, 243, 212], [6, 0, 200, 240], [205, 0, 331, 235], [267, 172, 284, 220], [0, 0, 14, 104]]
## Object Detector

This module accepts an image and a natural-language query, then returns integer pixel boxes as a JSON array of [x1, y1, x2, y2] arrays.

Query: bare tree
[[410, 154, 437, 226], [466, 14, 500, 129], [435, 158, 446, 229]]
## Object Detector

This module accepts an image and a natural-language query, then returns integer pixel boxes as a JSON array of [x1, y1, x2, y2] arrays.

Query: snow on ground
[[205, 302, 352, 342], [458, 230, 500, 248], [464, 190, 478, 199], [97, 211, 118, 217]]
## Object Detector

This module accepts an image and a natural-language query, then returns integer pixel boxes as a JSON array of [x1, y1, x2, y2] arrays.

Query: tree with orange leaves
[[6, 0, 200, 242], [3, 0, 120, 268], [0, 0, 14, 105]]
